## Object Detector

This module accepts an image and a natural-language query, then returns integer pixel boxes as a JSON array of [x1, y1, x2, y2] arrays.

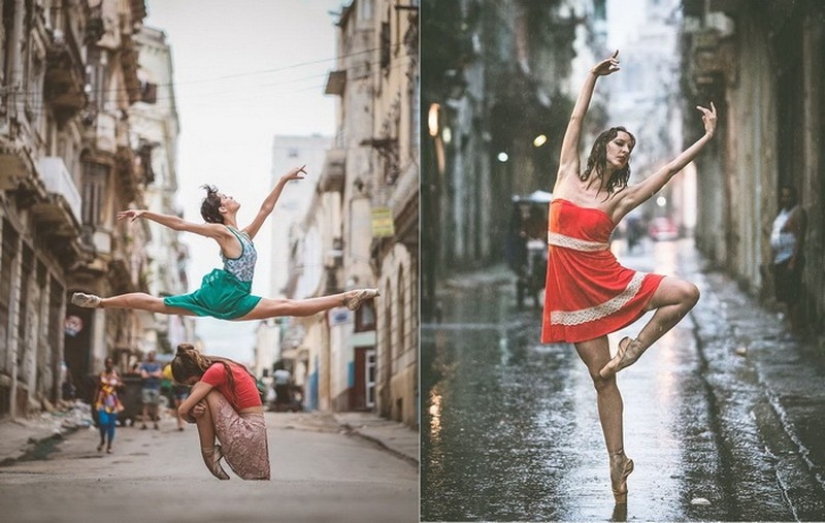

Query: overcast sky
[[145, 0, 345, 362]]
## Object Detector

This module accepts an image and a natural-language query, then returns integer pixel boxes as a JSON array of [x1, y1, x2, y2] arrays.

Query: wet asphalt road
[[421, 238, 825, 522]]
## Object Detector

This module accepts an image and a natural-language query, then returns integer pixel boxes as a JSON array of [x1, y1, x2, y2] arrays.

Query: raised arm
[[117, 209, 224, 239], [556, 51, 621, 186], [620, 103, 717, 216], [243, 165, 307, 239]]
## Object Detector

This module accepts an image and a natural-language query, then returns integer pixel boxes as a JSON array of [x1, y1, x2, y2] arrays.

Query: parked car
[[648, 217, 679, 241]]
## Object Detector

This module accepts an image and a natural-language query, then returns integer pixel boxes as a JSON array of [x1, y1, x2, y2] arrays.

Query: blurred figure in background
[[94, 357, 123, 453], [139, 351, 163, 430], [272, 362, 292, 411], [770, 185, 808, 334], [165, 363, 190, 431]]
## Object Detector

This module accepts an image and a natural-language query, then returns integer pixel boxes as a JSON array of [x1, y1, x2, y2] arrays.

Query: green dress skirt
[[163, 269, 262, 320]]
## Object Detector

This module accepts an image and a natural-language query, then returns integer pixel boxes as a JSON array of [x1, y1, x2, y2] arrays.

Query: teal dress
[[163, 226, 262, 320]]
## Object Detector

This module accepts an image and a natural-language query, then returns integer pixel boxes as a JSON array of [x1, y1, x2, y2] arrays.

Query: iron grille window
[[0, 221, 19, 373], [49, 275, 64, 387], [355, 301, 376, 332], [398, 268, 405, 353], [17, 246, 33, 370], [380, 21, 391, 70], [81, 162, 108, 227]]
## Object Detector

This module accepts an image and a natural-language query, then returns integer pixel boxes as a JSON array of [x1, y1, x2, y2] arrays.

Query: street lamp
[[428, 103, 440, 137]]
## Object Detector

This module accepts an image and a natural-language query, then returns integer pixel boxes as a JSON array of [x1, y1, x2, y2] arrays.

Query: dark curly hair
[[200, 185, 224, 224], [581, 126, 636, 195]]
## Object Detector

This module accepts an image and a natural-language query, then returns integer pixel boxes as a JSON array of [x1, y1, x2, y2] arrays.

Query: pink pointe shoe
[[201, 445, 230, 480], [71, 292, 102, 308], [343, 289, 380, 311], [598, 337, 644, 379], [610, 450, 634, 504]]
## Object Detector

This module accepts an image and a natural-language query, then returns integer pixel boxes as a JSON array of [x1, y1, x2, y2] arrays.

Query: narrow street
[[421, 238, 825, 522], [0, 412, 418, 523]]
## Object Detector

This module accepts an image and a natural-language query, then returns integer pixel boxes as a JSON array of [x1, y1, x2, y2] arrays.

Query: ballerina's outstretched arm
[[243, 165, 307, 240], [555, 50, 621, 190]]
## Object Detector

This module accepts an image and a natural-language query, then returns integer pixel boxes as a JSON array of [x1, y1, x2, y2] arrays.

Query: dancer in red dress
[[542, 50, 717, 504]]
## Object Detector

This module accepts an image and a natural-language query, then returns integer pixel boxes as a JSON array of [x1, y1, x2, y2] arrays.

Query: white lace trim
[[548, 232, 609, 252], [550, 272, 647, 326]]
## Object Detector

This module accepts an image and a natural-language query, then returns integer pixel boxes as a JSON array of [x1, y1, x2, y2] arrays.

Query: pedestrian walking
[[541, 50, 717, 503], [770, 184, 807, 334], [164, 363, 191, 431], [94, 357, 123, 453], [272, 363, 292, 411], [69, 166, 378, 320], [171, 343, 270, 480], [139, 351, 163, 430]]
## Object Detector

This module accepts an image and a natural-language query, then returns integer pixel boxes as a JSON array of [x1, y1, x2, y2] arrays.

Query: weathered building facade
[[368, 0, 419, 427], [282, 0, 419, 428], [421, 0, 606, 318], [683, 0, 824, 334], [0, 0, 185, 418], [129, 25, 193, 355], [0, 0, 89, 416], [264, 134, 331, 405]]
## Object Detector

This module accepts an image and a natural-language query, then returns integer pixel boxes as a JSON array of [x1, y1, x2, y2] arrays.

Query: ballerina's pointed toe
[[343, 289, 380, 311], [598, 337, 644, 379], [610, 454, 634, 504], [202, 445, 230, 480], [71, 292, 102, 308]]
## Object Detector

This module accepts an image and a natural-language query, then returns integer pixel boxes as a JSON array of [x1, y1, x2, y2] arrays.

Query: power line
[[3, 41, 412, 100], [12, 52, 417, 112]]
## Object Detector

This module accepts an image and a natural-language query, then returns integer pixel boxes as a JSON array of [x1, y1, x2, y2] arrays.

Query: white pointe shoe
[[343, 289, 380, 311], [71, 292, 102, 308]]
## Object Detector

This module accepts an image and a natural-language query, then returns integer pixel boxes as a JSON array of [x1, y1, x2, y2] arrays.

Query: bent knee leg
[[679, 282, 700, 309], [590, 371, 616, 393]]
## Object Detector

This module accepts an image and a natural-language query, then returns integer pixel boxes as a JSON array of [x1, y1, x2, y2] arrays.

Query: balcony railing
[[319, 148, 346, 192], [45, 18, 87, 121], [0, 140, 32, 190], [39, 157, 82, 221], [32, 157, 82, 234]]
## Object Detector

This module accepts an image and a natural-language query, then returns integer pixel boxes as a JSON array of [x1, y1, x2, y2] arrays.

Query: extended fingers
[[696, 102, 717, 115]]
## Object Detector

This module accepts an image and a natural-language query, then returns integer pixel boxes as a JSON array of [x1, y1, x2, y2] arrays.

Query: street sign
[[371, 207, 395, 238]]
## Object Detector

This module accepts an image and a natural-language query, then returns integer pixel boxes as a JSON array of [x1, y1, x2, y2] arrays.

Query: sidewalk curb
[[336, 420, 419, 468], [0, 425, 79, 467]]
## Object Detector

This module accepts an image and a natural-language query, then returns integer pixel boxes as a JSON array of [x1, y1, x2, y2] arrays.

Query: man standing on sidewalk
[[139, 351, 163, 430], [770, 185, 808, 334]]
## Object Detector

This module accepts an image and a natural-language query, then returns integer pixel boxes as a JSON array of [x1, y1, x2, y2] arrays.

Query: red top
[[201, 362, 262, 411], [542, 199, 664, 343]]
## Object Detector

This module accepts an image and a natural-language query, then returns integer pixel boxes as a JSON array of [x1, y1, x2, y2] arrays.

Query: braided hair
[[200, 185, 224, 224], [581, 126, 636, 196]]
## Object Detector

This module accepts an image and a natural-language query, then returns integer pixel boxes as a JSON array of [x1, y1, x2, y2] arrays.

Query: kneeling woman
[[172, 343, 269, 480]]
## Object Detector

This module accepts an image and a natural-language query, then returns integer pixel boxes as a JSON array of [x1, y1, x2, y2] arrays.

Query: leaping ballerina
[[71, 165, 379, 319]]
